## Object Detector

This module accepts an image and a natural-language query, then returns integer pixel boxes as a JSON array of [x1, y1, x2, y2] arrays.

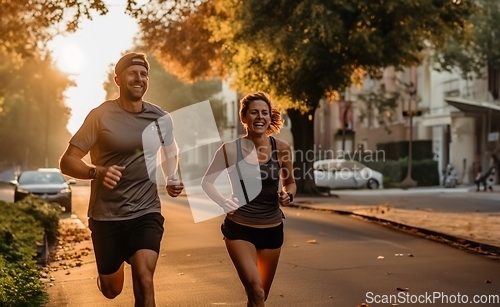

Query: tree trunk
[[287, 108, 321, 195]]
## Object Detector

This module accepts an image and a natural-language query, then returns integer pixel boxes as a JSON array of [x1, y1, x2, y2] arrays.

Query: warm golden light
[[55, 43, 86, 75]]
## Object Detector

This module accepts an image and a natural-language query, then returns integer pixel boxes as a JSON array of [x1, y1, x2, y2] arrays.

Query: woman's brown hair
[[239, 91, 283, 135]]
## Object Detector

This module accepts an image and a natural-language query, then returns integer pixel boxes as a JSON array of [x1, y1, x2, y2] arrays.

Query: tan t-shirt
[[70, 99, 174, 221]]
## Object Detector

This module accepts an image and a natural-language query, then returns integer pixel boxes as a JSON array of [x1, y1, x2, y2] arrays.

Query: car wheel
[[367, 178, 379, 189], [317, 187, 331, 195]]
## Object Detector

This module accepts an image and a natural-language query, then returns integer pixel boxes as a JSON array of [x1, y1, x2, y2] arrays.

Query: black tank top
[[227, 136, 283, 225]]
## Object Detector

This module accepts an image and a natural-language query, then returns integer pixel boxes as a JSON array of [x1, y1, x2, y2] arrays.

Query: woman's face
[[242, 99, 271, 134]]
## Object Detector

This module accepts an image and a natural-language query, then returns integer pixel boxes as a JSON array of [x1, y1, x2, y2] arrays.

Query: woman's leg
[[225, 239, 266, 307], [256, 248, 281, 301]]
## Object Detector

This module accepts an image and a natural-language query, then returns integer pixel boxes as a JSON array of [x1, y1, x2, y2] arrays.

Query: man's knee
[[99, 279, 123, 299]]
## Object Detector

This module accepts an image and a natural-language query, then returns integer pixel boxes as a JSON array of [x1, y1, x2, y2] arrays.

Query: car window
[[339, 161, 356, 171], [18, 171, 66, 184], [353, 161, 366, 170]]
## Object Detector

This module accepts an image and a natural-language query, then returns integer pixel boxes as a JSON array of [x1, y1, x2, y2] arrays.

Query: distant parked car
[[10, 168, 76, 212], [313, 159, 383, 193]]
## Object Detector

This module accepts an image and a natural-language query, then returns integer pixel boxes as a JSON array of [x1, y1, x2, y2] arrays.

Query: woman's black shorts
[[221, 218, 284, 250], [88, 212, 164, 275]]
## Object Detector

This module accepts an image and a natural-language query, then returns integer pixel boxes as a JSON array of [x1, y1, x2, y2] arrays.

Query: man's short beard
[[123, 87, 144, 102]]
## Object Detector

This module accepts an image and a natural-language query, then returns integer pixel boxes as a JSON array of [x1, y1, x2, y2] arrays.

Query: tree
[[131, 0, 477, 194], [0, 0, 108, 57], [356, 85, 401, 134], [0, 51, 73, 169], [434, 0, 500, 80]]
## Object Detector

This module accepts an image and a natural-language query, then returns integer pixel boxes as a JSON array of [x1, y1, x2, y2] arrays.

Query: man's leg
[[89, 218, 127, 299], [129, 249, 160, 307], [126, 213, 164, 307], [98, 263, 125, 299]]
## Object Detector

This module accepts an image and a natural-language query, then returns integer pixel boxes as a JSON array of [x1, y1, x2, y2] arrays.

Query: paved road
[[34, 186, 499, 306]]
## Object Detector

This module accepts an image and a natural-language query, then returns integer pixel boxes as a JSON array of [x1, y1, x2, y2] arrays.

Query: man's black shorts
[[221, 217, 284, 250], [88, 212, 164, 275]]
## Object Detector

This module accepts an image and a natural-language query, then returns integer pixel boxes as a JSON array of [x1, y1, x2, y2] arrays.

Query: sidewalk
[[292, 186, 500, 257]]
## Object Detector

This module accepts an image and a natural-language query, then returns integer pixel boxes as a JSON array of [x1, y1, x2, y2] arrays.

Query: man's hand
[[166, 177, 184, 197], [100, 165, 125, 189]]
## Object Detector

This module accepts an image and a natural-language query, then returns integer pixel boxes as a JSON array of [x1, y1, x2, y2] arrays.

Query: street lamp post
[[400, 85, 422, 189]]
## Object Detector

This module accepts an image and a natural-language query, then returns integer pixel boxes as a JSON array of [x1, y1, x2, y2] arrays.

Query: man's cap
[[114, 52, 150, 76]]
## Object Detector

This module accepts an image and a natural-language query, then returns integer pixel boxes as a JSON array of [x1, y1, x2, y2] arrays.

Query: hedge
[[376, 140, 434, 161], [0, 195, 62, 307], [360, 158, 440, 187]]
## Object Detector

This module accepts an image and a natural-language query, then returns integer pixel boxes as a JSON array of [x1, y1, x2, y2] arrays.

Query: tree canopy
[[0, 0, 108, 56], [132, 0, 477, 193], [434, 0, 500, 80], [0, 0, 479, 192], [0, 51, 73, 169]]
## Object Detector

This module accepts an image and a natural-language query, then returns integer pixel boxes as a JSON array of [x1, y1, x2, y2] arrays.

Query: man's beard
[[123, 86, 146, 102]]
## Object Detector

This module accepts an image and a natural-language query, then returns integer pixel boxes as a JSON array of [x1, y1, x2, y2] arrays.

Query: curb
[[67, 214, 88, 229], [288, 204, 500, 259]]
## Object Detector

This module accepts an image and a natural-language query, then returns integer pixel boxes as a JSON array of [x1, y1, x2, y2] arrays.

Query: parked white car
[[313, 159, 384, 193]]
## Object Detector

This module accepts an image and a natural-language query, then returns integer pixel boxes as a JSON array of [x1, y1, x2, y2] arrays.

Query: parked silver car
[[314, 159, 383, 193], [11, 168, 76, 212]]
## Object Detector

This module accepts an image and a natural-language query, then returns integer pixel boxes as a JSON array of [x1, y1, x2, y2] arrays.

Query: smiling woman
[[54, 43, 86, 75]]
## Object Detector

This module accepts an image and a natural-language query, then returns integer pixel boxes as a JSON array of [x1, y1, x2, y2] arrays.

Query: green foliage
[[434, 0, 500, 79], [14, 195, 62, 245], [0, 52, 73, 169], [208, 0, 476, 109], [0, 198, 56, 307], [363, 158, 440, 187], [356, 84, 401, 131], [0, 213, 41, 263], [1, 0, 108, 56], [0, 256, 48, 307], [132, 0, 477, 193], [376, 140, 434, 161]]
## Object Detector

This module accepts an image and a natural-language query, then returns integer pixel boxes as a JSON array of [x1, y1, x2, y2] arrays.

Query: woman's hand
[[220, 195, 240, 215], [278, 190, 292, 206]]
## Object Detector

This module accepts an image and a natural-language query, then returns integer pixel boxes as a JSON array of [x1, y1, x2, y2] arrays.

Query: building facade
[[314, 59, 500, 185]]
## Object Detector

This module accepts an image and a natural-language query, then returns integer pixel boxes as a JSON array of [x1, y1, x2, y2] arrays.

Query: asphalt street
[[28, 186, 500, 306]]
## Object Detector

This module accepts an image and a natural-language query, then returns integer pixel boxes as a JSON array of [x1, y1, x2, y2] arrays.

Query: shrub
[[362, 158, 439, 187], [15, 195, 62, 245], [0, 256, 48, 307], [376, 140, 434, 161], [0, 197, 61, 307]]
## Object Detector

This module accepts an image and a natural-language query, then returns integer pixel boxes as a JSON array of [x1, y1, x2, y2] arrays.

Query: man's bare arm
[[59, 144, 96, 179], [59, 144, 124, 189]]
